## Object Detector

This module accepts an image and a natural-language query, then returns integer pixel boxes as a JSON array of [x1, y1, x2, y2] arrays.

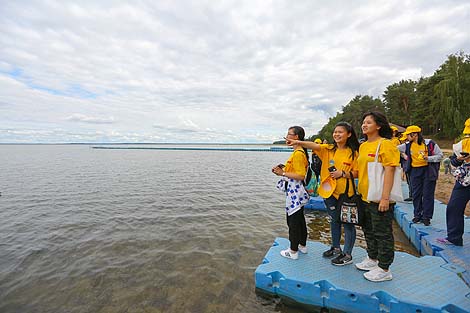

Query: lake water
[[0, 145, 416, 313]]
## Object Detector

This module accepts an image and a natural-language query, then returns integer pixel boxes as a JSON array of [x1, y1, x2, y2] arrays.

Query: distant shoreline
[[0, 142, 278, 146]]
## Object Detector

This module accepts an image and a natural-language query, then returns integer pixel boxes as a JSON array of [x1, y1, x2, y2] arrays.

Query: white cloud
[[0, 0, 469, 143], [66, 113, 115, 124]]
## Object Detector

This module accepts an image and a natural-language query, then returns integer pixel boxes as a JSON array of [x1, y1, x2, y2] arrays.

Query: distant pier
[[92, 146, 294, 152]]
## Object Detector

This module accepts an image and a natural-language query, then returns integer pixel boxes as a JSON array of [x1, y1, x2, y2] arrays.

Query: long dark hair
[[332, 122, 360, 160], [416, 132, 424, 145], [289, 126, 308, 160], [361, 111, 392, 140]]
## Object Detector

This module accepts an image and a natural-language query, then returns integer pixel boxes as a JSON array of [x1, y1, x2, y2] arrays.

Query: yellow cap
[[390, 126, 398, 132], [314, 138, 322, 144], [463, 118, 470, 134], [403, 125, 422, 135]]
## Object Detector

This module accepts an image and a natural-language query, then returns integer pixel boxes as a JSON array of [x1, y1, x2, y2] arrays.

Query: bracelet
[[282, 172, 286, 177]]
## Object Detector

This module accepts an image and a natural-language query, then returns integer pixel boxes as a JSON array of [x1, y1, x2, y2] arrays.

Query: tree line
[[311, 51, 470, 142]]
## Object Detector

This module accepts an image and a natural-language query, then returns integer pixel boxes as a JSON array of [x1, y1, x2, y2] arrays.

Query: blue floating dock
[[256, 183, 470, 312], [256, 238, 470, 312], [304, 196, 327, 211], [394, 197, 470, 287]]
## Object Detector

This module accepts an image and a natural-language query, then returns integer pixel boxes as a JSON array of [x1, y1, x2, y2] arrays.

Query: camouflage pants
[[362, 202, 395, 270]]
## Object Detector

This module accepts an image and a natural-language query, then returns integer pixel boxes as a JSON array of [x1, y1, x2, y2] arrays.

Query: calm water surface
[[0, 145, 416, 313]]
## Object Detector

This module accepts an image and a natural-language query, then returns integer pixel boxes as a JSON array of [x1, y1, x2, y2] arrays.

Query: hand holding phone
[[328, 166, 337, 172], [272, 163, 285, 174], [460, 152, 469, 157]]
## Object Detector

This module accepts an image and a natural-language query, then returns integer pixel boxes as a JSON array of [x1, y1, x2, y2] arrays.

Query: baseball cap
[[403, 125, 421, 135]]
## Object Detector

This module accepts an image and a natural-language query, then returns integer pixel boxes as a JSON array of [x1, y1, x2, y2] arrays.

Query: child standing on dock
[[286, 122, 360, 266], [272, 126, 310, 260], [355, 111, 400, 282]]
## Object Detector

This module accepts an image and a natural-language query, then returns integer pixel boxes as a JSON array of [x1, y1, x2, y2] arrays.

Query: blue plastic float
[[255, 183, 470, 312], [304, 196, 327, 211], [256, 238, 470, 312]]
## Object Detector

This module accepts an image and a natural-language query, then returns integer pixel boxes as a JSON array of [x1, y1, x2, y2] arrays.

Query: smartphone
[[460, 152, 470, 157], [328, 166, 337, 172]]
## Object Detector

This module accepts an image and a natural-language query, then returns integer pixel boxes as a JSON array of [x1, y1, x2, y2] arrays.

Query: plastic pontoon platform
[[256, 182, 470, 312], [304, 196, 327, 211], [255, 237, 470, 312]]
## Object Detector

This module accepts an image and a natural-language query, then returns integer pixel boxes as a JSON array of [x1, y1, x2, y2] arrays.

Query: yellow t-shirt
[[410, 142, 428, 167], [390, 137, 401, 146], [357, 139, 400, 201], [316, 145, 359, 199], [462, 138, 470, 153], [284, 149, 308, 177]]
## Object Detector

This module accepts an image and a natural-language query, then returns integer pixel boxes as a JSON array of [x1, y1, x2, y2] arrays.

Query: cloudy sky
[[1, 1, 469, 143]]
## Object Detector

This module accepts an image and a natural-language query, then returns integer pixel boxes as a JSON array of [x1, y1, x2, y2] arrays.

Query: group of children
[[272, 113, 470, 282]]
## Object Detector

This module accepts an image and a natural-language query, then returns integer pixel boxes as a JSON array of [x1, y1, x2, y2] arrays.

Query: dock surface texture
[[255, 183, 470, 312]]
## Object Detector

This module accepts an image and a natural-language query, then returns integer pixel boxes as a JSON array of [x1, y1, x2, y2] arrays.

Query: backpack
[[311, 153, 322, 177], [302, 151, 320, 196], [296, 149, 319, 196]]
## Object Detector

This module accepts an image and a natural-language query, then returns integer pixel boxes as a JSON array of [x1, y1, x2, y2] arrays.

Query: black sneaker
[[331, 253, 353, 266], [412, 217, 421, 223], [322, 247, 341, 258], [423, 219, 431, 226]]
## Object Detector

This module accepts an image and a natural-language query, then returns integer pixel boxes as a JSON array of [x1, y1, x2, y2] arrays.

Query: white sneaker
[[280, 249, 298, 260], [298, 245, 308, 254], [363, 267, 393, 282], [355, 257, 378, 271]]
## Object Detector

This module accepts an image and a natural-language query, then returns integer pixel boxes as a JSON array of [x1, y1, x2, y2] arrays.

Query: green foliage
[[315, 95, 384, 141], [431, 51, 470, 138], [310, 51, 470, 141], [383, 79, 417, 126]]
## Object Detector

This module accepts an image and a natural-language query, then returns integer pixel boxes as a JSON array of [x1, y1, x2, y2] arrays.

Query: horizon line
[[0, 142, 279, 145]]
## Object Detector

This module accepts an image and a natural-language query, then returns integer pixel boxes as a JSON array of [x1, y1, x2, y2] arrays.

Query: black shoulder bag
[[336, 172, 364, 226]]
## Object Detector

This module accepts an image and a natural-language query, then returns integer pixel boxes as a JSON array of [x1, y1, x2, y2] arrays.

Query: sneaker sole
[[363, 275, 393, 282], [332, 260, 353, 266]]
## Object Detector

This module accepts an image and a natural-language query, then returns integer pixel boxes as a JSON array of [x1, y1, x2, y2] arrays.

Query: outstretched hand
[[285, 138, 297, 146]]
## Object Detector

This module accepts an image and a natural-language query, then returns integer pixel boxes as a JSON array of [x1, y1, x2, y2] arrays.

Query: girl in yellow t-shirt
[[287, 122, 360, 266], [272, 126, 309, 260], [355, 111, 400, 283], [397, 125, 443, 226], [390, 126, 401, 146]]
